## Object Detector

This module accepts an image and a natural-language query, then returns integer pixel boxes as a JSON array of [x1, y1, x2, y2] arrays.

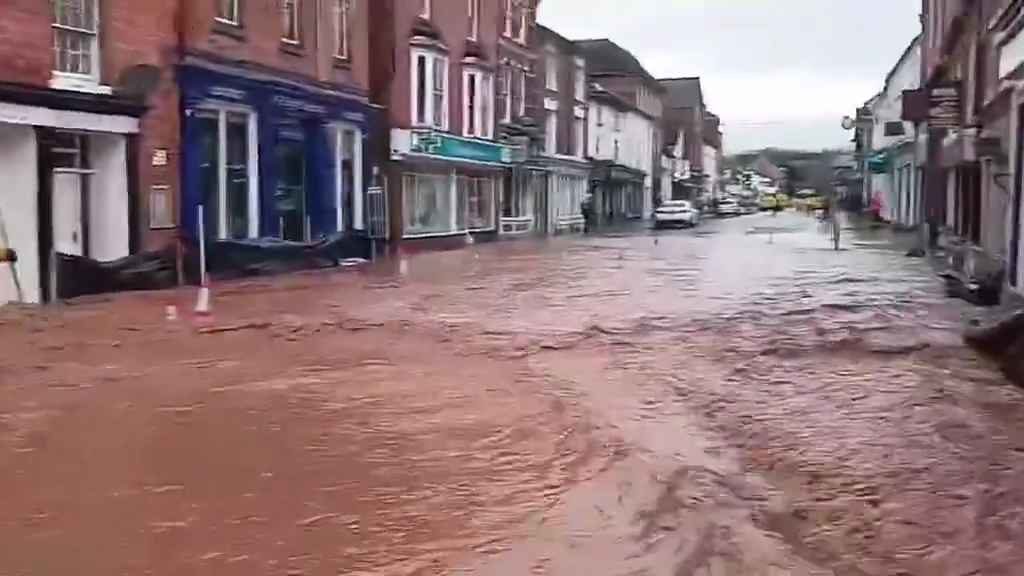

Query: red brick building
[[370, 0, 536, 246], [533, 24, 589, 234], [0, 0, 377, 305], [175, 0, 376, 252]]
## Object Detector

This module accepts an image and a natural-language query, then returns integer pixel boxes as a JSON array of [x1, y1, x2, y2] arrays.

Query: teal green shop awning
[[867, 152, 890, 174]]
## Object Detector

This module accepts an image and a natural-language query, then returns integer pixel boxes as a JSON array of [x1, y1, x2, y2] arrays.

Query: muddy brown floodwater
[[3, 212, 1024, 575]]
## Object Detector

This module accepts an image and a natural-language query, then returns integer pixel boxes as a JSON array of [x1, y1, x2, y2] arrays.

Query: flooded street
[[3, 211, 1024, 575]]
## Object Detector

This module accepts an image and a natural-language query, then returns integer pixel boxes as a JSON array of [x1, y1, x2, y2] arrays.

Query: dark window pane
[[226, 112, 249, 239]]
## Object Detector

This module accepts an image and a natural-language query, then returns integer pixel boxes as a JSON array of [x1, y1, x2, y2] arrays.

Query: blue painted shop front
[[179, 64, 374, 244]]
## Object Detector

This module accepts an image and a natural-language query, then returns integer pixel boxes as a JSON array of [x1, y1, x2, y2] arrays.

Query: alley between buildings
[[3, 212, 1024, 575]]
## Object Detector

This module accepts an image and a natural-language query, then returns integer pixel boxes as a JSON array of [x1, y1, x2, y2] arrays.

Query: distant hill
[[725, 148, 845, 194]]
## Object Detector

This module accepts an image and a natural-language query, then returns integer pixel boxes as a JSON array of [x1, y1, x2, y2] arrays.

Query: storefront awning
[[866, 152, 890, 174]]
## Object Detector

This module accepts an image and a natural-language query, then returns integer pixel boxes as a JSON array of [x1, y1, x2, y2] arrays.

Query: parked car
[[654, 200, 700, 228], [717, 198, 741, 217]]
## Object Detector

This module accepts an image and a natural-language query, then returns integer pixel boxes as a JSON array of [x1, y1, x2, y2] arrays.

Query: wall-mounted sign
[[151, 148, 168, 167], [929, 84, 961, 129], [409, 131, 513, 164]]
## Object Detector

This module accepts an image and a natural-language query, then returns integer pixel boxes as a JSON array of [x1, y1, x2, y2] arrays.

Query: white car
[[654, 200, 700, 228], [717, 198, 741, 217]]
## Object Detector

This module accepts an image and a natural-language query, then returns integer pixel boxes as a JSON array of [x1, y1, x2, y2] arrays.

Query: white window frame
[[467, 0, 479, 40], [333, 123, 364, 231], [517, 67, 527, 117], [199, 104, 261, 240], [573, 116, 585, 159], [463, 68, 493, 139], [51, 0, 106, 92], [420, 0, 432, 19], [545, 110, 557, 155], [216, 0, 241, 25], [546, 52, 559, 91], [334, 0, 352, 60], [500, 66, 512, 124], [282, 0, 301, 44], [574, 58, 586, 101], [411, 49, 449, 130]]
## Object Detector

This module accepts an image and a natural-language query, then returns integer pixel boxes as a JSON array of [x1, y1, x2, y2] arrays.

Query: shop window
[[217, 0, 240, 24], [412, 50, 449, 130], [404, 173, 452, 236], [335, 0, 352, 60], [457, 176, 495, 231], [195, 108, 258, 240], [52, 0, 100, 86], [463, 69, 493, 138], [282, 0, 301, 44], [502, 175, 532, 218], [334, 124, 363, 231]]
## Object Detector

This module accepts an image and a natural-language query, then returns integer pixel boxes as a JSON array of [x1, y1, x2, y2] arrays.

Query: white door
[[52, 170, 84, 256]]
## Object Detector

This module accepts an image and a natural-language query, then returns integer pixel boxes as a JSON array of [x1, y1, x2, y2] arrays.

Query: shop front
[[591, 161, 646, 226], [391, 129, 514, 245], [0, 85, 144, 304], [531, 158, 589, 235], [179, 62, 374, 249]]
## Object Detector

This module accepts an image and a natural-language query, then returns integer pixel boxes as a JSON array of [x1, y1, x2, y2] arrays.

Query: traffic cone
[[194, 286, 211, 316]]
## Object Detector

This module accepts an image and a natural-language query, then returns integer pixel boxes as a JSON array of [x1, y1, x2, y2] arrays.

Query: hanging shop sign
[[929, 84, 961, 130]]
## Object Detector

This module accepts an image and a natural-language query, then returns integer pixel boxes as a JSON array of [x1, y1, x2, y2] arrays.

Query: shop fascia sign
[[409, 130, 513, 164]]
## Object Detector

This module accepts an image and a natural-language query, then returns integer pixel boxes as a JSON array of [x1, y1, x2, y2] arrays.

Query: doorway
[[275, 134, 307, 242]]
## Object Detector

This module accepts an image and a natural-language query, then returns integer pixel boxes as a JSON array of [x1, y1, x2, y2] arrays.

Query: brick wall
[[106, 0, 182, 251], [183, 0, 370, 93], [0, 0, 58, 87]]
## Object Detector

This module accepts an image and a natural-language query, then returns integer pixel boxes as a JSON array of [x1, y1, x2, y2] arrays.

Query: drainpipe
[[315, 0, 324, 81]]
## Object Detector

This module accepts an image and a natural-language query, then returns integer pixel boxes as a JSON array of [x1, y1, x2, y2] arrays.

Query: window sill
[[49, 74, 112, 95], [212, 19, 246, 40], [280, 40, 305, 56]]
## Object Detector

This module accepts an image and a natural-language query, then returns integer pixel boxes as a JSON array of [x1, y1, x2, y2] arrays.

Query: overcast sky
[[538, 0, 921, 153]]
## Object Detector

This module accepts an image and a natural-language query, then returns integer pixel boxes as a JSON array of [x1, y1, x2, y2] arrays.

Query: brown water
[[2, 212, 1023, 575]]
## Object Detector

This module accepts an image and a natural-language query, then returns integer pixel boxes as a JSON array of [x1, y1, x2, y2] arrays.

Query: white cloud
[[539, 0, 920, 151]]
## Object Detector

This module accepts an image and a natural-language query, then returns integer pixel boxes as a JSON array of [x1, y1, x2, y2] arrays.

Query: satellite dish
[[115, 65, 162, 100], [841, 115, 855, 131]]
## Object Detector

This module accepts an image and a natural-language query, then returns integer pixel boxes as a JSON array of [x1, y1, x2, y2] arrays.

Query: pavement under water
[[2, 211, 1023, 575]]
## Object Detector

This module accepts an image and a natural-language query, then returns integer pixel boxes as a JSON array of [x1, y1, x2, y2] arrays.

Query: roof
[[573, 39, 660, 86], [589, 83, 653, 119], [659, 77, 703, 109], [536, 24, 574, 52], [883, 34, 922, 92]]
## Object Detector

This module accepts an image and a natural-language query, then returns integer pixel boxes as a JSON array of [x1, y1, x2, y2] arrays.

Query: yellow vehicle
[[803, 196, 826, 211], [777, 194, 793, 209], [759, 194, 779, 211]]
